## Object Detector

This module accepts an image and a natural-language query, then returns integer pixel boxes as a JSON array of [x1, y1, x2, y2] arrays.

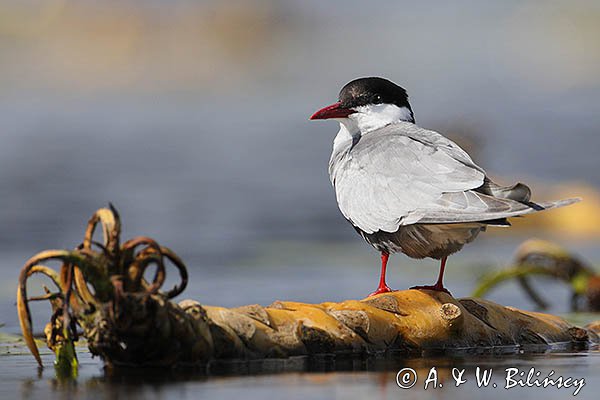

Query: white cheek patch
[[349, 104, 413, 134]]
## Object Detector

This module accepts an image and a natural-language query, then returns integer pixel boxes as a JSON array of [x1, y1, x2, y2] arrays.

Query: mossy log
[[17, 207, 600, 370]]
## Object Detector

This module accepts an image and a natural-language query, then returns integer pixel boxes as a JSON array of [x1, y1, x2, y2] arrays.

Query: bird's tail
[[477, 177, 581, 212], [477, 178, 532, 202]]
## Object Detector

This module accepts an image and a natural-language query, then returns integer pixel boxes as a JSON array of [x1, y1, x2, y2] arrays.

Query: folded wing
[[329, 123, 579, 233], [330, 124, 487, 233]]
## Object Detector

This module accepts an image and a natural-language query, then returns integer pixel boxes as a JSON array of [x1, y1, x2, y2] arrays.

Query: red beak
[[310, 102, 355, 120]]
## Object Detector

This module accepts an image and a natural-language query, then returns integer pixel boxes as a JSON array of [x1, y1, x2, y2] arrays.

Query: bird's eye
[[373, 95, 382, 103]]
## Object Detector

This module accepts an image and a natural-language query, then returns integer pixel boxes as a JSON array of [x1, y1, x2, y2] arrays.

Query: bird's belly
[[355, 223, 485, 259]]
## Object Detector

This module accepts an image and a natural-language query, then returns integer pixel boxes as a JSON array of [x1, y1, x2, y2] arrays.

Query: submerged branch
[[473, 239, 600, 311]]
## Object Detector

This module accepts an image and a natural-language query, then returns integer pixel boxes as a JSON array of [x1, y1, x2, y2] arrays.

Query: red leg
[[368, 252, 393, 297], [410, 257, 452, 295]]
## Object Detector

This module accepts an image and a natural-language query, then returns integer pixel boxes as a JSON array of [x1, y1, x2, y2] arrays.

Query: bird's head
[[310, 77, 414, 134]]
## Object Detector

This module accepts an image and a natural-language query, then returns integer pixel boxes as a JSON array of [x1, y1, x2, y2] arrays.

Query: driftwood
[[17, 207, 600, 371]]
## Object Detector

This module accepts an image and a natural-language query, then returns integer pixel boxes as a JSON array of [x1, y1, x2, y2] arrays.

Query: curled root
[[17, 205, 189, 367], [160, 246, 188, 298], [18, 256, 72, 368]]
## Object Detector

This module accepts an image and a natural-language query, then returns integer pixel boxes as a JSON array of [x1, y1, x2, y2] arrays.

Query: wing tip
[[534, 197, 582, 210]]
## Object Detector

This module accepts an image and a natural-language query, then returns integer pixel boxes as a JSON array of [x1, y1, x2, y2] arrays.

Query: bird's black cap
[[338, 77, 413, 118]]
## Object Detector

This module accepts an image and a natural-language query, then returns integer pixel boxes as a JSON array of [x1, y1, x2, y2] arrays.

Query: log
[[16, 207, 600, 371], [82, 290, 600, 367]]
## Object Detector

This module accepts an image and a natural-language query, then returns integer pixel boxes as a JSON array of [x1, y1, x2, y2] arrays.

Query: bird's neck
[[333, 104, 414, 152], [332, 122, 358, 153]]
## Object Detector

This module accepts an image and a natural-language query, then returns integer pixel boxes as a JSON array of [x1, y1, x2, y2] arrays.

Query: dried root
[[17, 205, 188, 368]]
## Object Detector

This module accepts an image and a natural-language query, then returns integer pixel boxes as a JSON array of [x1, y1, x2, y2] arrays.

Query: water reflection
[[12, 348, 599, 400]]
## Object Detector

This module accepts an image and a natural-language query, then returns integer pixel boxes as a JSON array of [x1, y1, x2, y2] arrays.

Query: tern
[[310, 77, 579, 296]]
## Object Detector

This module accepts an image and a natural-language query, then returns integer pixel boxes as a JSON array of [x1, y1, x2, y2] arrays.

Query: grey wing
[[331, 126, 486, 234], [330, 123, 581, 232]]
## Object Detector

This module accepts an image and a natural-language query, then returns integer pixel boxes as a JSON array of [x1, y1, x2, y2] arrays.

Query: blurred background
[[1, 0, 600, 331], [2, 1, 600, 399]]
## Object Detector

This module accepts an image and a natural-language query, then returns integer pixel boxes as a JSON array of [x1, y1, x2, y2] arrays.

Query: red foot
[[368, 285, 394, 297], [409, 284, 452, 296]]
